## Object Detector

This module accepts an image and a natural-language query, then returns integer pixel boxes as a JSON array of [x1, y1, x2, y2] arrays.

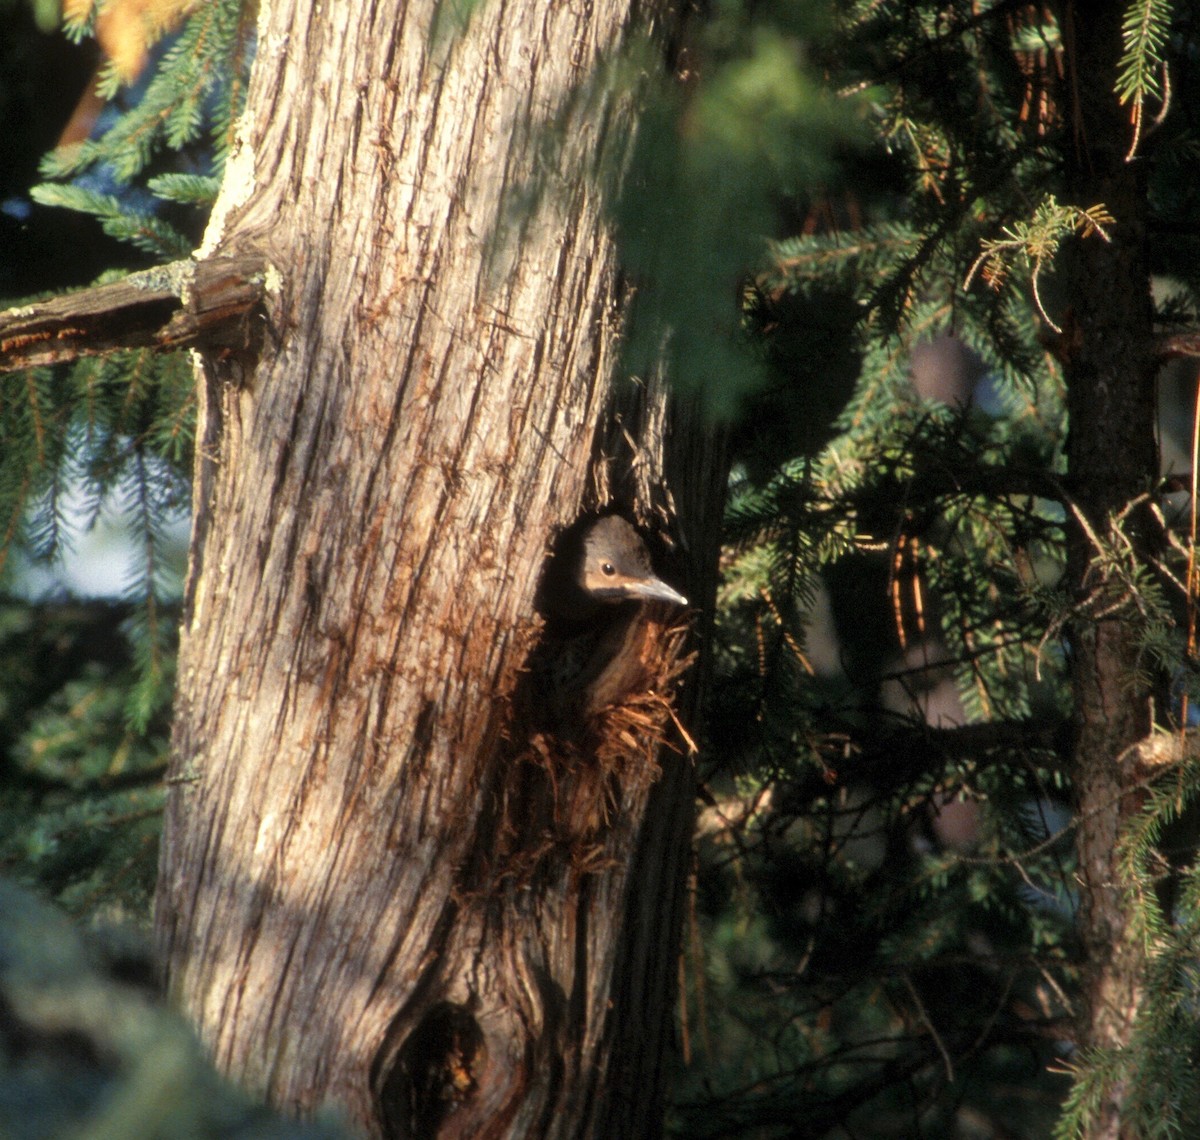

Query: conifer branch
[[0, 254, 272, 373]]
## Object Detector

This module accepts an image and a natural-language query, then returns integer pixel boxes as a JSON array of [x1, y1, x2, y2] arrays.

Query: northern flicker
[[535, 515, 688, 723], [542, 514, 688, 625]]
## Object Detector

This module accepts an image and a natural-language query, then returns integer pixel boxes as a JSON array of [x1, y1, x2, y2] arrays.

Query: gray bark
[[154, 1, 724, 1136]]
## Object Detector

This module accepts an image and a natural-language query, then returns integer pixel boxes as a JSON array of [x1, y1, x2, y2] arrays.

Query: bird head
[[577, 516, 688, 607], [539, 515, 688, 625]]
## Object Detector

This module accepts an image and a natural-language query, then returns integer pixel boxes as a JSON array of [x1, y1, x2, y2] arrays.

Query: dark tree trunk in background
[[1061, 5, 1159, 1137], [153, 1, 724, 1136]]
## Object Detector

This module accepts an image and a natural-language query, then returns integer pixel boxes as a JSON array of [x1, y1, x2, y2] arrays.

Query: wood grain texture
[[154, 1, 721, 1137]]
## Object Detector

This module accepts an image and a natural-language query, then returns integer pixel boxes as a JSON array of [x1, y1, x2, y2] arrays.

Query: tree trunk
[[153, 1, 723, 1137], [1061, 5, 1158, 1137]]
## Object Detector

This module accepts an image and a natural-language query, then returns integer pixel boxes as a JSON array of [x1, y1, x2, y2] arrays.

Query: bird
[[533, 515, 688, 724], [500, 516, 689, 856], [539, 514, 688, 628]]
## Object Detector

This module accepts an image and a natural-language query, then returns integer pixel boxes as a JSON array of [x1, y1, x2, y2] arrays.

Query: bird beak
[[623, 576, 689, 607]]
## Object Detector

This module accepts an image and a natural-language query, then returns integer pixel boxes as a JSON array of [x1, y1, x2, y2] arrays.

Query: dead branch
[[0, 254, 273, 373]]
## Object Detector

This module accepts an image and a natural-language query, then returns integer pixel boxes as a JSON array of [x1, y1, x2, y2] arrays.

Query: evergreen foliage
[[0, 0, 249, 918], [4, 0, 1200, 1137], [1116, 0, 1174, 154], [647, 2, 1200, 1137]]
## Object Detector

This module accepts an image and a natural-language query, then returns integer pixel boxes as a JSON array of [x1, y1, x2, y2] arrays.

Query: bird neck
[[544, 592, 638, 637]]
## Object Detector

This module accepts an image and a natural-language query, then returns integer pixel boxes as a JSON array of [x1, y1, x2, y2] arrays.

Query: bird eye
[[601, 562, 616, 576]]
